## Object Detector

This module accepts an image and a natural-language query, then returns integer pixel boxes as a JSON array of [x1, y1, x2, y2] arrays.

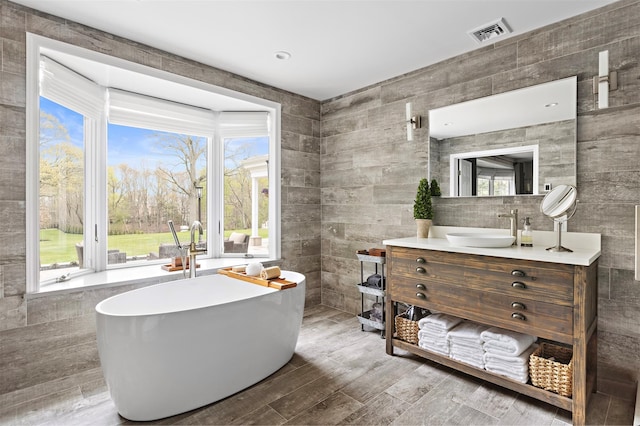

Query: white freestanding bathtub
[[95, 270, 305, 421]]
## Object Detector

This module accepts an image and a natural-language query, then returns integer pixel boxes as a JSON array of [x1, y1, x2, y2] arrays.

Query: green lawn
[[39, 228, 269, 265]]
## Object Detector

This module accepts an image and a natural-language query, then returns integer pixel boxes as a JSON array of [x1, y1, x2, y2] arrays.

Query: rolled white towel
[[481, 327, 537, 356], [260, 266, 281, 280], [418, 313, 462, 331]]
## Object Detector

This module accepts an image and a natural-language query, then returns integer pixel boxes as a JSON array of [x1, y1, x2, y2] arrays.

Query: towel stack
[[417, 313, 462, 356], [481, 327, 538, 383], [447, 321, 489, 369], [415, 313, 540, 382]]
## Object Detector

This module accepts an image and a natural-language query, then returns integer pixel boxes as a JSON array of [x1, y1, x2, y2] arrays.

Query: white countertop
[[383, 226, 600, 266]]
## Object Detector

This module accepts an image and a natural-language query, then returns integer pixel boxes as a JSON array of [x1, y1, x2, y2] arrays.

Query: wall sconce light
[[593, 50, 618, 109], [405, 102, 422, 141]]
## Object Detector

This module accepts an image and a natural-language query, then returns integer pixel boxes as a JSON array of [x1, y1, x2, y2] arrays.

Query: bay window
[[27, 34, 280, 292]]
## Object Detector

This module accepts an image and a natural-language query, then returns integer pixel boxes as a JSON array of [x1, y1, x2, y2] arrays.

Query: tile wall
[[320, 0, 640, 390]]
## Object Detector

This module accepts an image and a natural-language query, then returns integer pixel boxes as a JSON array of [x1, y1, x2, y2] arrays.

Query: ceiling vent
[[468, 18, 512, 44]]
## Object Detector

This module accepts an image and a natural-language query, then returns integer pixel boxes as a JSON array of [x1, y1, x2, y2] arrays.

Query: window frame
[[26, 34, 281, 293]]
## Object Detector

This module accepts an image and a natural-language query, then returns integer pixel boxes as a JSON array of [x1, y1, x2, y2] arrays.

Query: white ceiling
[[13, 0, 618, 101]]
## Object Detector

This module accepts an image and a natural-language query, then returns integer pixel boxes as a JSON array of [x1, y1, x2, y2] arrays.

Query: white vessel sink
[[446, 233, 515, 248]]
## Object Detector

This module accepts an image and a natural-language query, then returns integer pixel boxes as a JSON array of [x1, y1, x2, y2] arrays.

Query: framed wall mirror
[[429, 76, 577, 198]]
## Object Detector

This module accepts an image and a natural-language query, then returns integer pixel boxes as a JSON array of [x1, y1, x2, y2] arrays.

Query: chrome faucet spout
[[498, 209, 518, 246], [188, 220, 205, 278], [190, 220, 203, 246]]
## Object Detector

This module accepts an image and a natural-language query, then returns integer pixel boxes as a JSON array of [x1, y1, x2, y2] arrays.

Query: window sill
[[27, 257, 280, 299]]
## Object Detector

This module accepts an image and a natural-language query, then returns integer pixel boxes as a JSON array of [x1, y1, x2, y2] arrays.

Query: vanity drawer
[[389, 248, 466, 281], [463, 255, 574, 304], [388, 247, 575, 305], [390, 277, 573, 343]]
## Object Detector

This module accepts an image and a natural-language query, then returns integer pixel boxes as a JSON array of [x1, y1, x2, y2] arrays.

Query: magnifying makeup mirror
[[540, 184, 578, 252]]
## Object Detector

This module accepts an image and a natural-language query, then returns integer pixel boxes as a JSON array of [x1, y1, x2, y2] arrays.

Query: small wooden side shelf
[[384, 244, 598, 425]]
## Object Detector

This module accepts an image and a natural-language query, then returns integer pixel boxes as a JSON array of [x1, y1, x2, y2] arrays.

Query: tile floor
[[1, 305, 635, 425]]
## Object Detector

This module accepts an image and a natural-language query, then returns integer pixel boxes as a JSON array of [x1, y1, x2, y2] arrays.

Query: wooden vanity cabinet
[[385, 246, 598, 425]]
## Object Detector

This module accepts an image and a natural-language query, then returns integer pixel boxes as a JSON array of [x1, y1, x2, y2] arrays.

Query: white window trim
[[26, 33, 281, 293], [449, 145, 539, 197]]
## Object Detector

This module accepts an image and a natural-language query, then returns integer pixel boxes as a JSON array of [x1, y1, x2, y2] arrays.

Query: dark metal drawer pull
[[416, 283, 426, 290], [511, 302, 526, 310], [511, 270, 525, 277], [511, 281, 526, 289], [416, 292, 426, 299], [416, 267, 426, 274], [416, 257, 426, 264], [511, 312, 526, 321]]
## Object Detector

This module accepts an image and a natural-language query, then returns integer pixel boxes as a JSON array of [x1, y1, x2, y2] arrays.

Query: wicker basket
[[529, 342, 574, 397], [395, 314, 419, 344]]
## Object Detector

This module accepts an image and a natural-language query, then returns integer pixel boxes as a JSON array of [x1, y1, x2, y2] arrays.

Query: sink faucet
[[188, 220, 206, 278], [498, 209, 518, 246]]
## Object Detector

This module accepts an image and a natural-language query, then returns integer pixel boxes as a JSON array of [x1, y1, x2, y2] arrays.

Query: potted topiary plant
[[413, 178, 433, 238], [430, 178, 442, 197]]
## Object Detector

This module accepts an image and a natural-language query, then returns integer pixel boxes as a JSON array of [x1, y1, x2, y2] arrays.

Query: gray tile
[[582, 392, 611, 426], [283, 391, 363, 425], [339, 392, 410, 425], [268, 365, 356, 420], [231, 405, 286, 426], [604, 395, 636, 425], [391, 371, 483, 425], [497, 395, 558, 425], [385, 362, 451, 404], [464, 382, 519, 420], [446, 404, 500, 425]]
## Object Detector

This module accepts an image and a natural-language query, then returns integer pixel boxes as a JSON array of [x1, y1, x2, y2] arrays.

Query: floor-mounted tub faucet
[[498, 209, 518, 246], [189, 220, 206, 278]]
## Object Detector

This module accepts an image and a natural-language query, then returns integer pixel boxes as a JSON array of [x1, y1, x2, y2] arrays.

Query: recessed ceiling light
[[545, 102, 559, 108], [274, 51, 291, 60], [444, 122, 453, 126]]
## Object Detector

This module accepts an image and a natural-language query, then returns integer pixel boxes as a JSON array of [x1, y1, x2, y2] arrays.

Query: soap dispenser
[[521, 217, 533, 247]]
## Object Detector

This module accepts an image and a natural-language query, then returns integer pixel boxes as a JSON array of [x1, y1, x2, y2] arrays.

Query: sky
[[40, 96, 269, 171]]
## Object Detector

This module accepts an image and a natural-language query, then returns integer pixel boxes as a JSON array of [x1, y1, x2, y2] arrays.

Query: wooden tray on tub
[[217, 268, 297, 290]]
